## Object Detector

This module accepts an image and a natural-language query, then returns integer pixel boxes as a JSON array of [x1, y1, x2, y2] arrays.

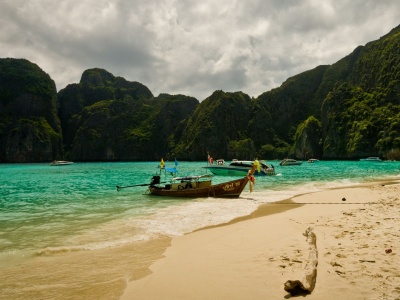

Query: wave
[[35, 233, 161, 255]]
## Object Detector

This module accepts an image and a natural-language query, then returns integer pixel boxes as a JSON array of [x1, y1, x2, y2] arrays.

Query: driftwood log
[[284, 227, 318, 295]]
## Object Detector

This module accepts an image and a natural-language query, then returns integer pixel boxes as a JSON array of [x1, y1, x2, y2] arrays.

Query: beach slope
[[121, 182, 400, 300]]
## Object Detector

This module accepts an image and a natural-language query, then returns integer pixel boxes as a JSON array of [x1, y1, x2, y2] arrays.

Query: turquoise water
[[1, 160, 400, 255], [0, 160, 399, 299]]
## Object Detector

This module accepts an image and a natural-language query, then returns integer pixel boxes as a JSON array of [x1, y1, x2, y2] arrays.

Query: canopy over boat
[[172, 174, 213, 181]]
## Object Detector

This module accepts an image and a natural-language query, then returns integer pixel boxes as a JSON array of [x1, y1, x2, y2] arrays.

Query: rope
[[266, 202, 379, 205], [208, 188, 215, 197]]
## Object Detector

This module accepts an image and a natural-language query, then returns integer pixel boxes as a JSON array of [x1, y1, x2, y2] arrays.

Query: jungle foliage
[[0, 58, 63, 162], [57, 69, 198, 161]]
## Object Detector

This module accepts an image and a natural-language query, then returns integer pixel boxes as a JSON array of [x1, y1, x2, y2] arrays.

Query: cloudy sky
[[1, 0, 399, 100]]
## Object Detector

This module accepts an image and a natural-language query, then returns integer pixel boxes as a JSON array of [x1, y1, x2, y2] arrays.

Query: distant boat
[[360, 157, 382, 162], [279, 158, 302, 166], [307, 158, 319, 163], [50, 160, 74, 166], [203, 160, 276, 176]]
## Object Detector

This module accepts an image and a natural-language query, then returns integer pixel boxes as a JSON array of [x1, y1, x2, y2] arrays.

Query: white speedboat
[[203, 160, 276, 176], [279, 158, 302, 166], [360, 157, 382, 162], [307, 158, 319, 163], [50, 160, 74, 166]]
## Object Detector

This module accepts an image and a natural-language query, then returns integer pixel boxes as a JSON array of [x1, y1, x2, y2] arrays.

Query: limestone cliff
[[0, 58, 62, 162], [292, 116, 323, 159], [58, 68, 198, 161]]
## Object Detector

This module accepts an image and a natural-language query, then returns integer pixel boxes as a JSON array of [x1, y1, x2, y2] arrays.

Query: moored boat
[[203, 160, 275, 176], [307, 158, 319, 163], [50, 160, 74, 166], [279, 158, 302, 166], [144, 164, 256, 198], [360, 157, 382, 162]]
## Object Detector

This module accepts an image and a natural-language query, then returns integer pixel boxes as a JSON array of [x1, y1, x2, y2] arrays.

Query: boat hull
[[280, 162, 302, 166], [147, 177, 249, 198]]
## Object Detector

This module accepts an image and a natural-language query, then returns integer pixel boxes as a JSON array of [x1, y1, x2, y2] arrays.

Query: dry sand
[[121, 181, 400, 300]]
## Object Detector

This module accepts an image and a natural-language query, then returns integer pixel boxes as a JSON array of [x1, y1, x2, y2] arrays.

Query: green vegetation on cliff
[[322, 83, 400, 159], [321, 25, 400, 159], [174, 91, 254, 160], [0, 58, 63, 162], [292, 116, 322, 159], [58, 69, 198, 161]]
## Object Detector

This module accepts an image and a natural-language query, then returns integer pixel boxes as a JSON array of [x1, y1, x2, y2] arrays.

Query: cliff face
[[256, 65, 329, 142], [248, 25, 400, 160], [321, 25, 400, 159], [68, 94, 198, 161], [292, 116, 323, 159], [58, 68, 198, 161], [58, 68, 154, 155], [0, 58, 63, 162], [174, 91, 254, 160]]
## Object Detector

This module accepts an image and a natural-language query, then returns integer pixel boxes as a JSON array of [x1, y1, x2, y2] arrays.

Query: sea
[[1, 160, 399, 299]]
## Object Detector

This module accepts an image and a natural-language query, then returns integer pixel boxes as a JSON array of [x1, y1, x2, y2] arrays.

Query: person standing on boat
[[159, 158, 165, 169], [207, 152, 214, 165]]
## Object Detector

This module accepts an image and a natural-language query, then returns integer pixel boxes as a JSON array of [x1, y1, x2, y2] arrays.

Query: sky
[[1, 0, 399, 101]]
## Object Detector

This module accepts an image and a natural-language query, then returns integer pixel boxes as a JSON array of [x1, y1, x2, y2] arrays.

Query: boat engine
[[150, 175, 161, 186]]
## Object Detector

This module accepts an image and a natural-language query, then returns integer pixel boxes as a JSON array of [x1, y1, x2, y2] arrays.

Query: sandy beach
[[121, 180, 400, 300]]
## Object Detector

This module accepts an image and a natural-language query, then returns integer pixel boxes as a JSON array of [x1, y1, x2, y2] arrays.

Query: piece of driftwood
[[284, 227, 318, 295], [359, 259, 375, 263]]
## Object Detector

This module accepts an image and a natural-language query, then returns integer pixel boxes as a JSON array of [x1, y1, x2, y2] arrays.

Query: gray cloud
[[1, 0, 399, 100]]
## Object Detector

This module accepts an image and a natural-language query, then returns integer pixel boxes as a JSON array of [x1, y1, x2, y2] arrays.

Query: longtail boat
[[145, 165, 256, 198]]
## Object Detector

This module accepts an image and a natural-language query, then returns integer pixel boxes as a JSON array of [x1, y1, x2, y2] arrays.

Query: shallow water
[[1, 160, 399, 299]]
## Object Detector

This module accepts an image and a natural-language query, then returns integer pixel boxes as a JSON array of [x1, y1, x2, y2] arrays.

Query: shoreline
[[194, 178, 400, 232], [120, 180, 400, 300]]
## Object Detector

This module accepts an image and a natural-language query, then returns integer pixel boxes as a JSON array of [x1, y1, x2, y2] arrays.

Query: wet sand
[[0, 237, 171, 300]]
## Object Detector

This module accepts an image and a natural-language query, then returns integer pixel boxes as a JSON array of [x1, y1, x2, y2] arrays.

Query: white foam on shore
[[126, 181, 339, 239], [127, 177, 380, 239], [133, 198, 260, 237], [34, 175, 400, 253]]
